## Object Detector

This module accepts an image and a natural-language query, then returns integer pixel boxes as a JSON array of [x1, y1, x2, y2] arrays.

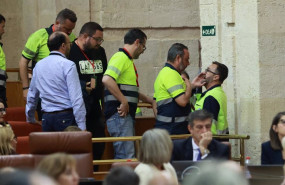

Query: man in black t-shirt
[[68, 22, 107, 171]]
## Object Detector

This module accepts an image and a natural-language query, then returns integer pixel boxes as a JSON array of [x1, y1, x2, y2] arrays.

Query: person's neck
[[76, 37, 85, 51], [206, 82, 220, 90], [123, 44, 135, 58]]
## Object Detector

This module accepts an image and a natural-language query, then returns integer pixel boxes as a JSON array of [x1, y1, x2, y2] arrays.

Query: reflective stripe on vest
[[108, 65, 121, 76], [157, 98, 172, 107], [156, 115, 188, 123], [104, 95, 138, 103], [104, 84, 139, 104], [211, 119, 229, 134], [168, 84, 184, 94]]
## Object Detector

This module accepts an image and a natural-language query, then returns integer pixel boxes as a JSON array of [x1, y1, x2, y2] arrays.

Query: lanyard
[[75, 41, 95, 71], [122, 48, 139, 87]]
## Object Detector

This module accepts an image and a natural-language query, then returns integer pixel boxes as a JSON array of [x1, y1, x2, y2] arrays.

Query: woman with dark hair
[[261, 112, 285, 164]]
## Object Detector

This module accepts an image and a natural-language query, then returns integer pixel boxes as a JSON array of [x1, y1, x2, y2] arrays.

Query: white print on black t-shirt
[[79, 60, 103, 74]]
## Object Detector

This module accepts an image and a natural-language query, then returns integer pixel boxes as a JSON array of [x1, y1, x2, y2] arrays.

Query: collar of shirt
[[0, 42, 3, 47], [49, 51, 66, 58], [165, 62, 180, 74], [119, 48, 132, 60], [192, 138, 200, 161], [201, 84, 221, 97]]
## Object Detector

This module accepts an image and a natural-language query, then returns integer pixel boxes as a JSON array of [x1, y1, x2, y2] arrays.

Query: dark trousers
[[42, 110, 76, 131], [86, 101, 105, 172]]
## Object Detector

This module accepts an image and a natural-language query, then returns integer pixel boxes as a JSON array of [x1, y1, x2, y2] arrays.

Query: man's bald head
[[47, 31, 68, 51]]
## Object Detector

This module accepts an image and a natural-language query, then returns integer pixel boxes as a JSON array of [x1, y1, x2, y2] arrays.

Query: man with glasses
[[68, 22, 106, 171], [194, 61, 229, 135], [102, 28, 154, 159], [153, 43, 204, 134]]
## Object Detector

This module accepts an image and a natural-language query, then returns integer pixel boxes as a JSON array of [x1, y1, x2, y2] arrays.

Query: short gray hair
[[167, 43, 188, 63], [188, 110, 213, 127], [138, 129, 173, 166]]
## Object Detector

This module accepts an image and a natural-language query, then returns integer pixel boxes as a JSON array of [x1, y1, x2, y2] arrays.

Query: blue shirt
[[26, 51, 86, 130]]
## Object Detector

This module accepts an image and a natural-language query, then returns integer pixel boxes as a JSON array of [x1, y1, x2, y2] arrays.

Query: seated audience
[[103, 166, 139, 185], [183, 160, 249, 185], [0, 122, 17, 155], [135, 128, 178, 185], [172, 109, 229, 161], [261, 112, 285, 165], [37, 153, 79, 185]]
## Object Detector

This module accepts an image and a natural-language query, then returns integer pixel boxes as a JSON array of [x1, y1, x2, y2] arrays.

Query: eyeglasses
[[0, 108, 6, 113], [90, 36, 104, 43], [205, 68, 218, 75], [140, 42, 146, 51]]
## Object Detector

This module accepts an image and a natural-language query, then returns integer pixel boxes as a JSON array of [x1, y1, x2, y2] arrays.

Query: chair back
[[4, 107, 26, 121], [0, 154, 35, 169], [29, 131, 93, 178]]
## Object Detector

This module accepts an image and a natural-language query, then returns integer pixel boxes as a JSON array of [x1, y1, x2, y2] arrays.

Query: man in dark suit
[[172, 109, 229, 161]]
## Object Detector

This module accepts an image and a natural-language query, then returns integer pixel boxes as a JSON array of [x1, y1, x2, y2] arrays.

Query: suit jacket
[[261, 141, 284, 165], [171, 137, 229, 161]]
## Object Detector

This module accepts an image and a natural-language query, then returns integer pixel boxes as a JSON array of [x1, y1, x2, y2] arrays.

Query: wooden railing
[[92, 134, 250, 166]]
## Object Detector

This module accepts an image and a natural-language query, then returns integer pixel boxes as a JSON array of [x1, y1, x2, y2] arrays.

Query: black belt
[[42, 108, 73, 114]]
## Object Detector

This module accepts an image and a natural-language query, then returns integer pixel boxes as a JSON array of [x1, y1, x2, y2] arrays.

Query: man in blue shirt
[[26, 31, 86, 131]]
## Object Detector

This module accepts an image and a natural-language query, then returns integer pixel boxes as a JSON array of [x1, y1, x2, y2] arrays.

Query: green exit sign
[[202, 25, 216, 36]]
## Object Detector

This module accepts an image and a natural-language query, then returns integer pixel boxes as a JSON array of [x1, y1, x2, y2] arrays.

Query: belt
[[42, 108, 73, 114]]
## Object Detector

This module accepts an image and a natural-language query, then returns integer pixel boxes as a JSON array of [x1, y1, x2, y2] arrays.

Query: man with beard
[[26, 31, 86, 131], [102, 28, 154, 159], [68, 22, 107, 170], [194, 61, 229, 135], [153, 43, 205, 134]]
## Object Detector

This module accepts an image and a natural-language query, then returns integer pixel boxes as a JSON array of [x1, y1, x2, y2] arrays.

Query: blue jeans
[[106, 112, 135, 159], [42, 111, 77, 131]]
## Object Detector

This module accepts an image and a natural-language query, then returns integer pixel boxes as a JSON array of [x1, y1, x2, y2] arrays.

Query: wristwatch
[[204, 149, 210, 155]]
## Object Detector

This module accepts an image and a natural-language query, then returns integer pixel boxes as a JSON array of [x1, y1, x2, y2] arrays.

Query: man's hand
[[199, 131, 212, 155], [192, 72, 206, 89], [182, 77, 191, 90], [117, 101, 129, 117], [86, 82, 94, 95], [23, 89, 28, 101]]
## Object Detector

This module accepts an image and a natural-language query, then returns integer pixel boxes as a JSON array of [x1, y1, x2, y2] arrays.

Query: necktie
[[197, 149, 202, 161]]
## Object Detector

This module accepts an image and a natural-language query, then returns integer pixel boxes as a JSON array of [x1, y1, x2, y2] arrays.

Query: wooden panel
[[135, 116, 156, 136], [6, 81, 25, 107]]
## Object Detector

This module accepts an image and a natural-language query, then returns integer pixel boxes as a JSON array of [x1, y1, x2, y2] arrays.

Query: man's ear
[[187, 124, 192, 134], [134, 39, 140, 45], [174, 54, 181, 64], [213, 74, 220, 81]]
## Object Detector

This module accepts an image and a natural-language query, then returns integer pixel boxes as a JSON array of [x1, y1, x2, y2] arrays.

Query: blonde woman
[[0, 123, 17, 155], [37, 153, 79, 185], [135, 129, 178, 185]]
